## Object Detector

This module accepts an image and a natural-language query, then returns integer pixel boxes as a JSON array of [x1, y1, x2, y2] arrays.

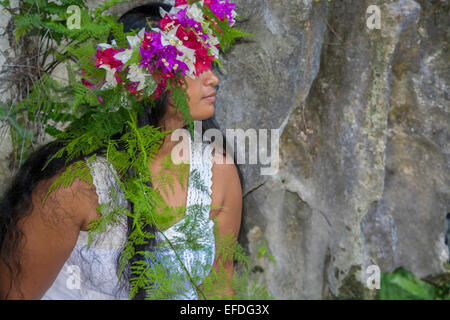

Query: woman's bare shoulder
[[0, 167, 100, 299], [31, 166, 100, 231]]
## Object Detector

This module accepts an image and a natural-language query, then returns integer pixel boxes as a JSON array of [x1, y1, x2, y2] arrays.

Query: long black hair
[[0, 2, 244, 299]]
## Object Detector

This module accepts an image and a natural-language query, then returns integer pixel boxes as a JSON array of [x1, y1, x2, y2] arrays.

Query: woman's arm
[[207, 152, 242, 299], [0, 173, 100, 299]]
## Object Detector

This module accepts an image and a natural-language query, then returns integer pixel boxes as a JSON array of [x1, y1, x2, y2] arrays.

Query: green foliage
[[376, 267, 450, 300], [257, 245, 276, 265], [199, 228, 273, 300], [232, 270, 274, 300], [2, 0, 130, 166], [12, 0, 89, 42], [0, 101, 35, 153], [42, 158, 94, 204], [149, 153, 189, 202]]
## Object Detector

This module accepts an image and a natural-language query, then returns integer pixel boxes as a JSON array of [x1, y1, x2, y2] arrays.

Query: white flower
[[97, 43, 113, 50], [183, 55, 197, 79], [127, 63, 147, 91], [99, 64, 117, 90], [160, 23, 179, 46], [202, 24, 220, 60], [208, 44, 219, 60], [126, 28, 145, 48], [186, 0, 205, 23], [114, 50, 132, 64], [113, 28, 145, 65], [230, 9, 237, 27]]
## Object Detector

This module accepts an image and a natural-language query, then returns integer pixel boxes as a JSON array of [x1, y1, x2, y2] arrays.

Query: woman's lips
[[203, 95, 216, 102]]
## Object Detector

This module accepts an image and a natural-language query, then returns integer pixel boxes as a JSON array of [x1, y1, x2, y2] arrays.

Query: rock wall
[[0, 0, 18, 196], [0, 0, 448, 299], [235, 0, 449, 299]]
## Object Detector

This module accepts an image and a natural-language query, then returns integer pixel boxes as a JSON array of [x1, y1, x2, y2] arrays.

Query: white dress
[[41, 134, 215, 300]]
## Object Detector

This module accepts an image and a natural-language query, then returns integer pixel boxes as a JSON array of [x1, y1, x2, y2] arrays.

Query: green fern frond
[[42, 159, 93, 205]]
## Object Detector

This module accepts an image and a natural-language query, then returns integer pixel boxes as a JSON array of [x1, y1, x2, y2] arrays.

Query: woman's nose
[[204, 69, 219, 87]]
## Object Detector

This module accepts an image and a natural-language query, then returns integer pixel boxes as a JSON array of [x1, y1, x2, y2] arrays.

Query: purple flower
[[139, 32, 189, 76], [199, 32, 210, 42], [208, 0, 236, 27], [171, 7, 203, 33]]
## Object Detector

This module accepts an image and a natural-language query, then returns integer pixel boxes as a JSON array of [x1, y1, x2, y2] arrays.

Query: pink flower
[[194, 45, 215, 76], [159, 13, 177, 31], [175, 0, 188, 6], [176, 26, 202, 51], [95, 47, 123, 69]]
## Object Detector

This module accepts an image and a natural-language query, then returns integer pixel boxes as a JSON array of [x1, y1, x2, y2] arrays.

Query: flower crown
[[82, 0, 239, 102]]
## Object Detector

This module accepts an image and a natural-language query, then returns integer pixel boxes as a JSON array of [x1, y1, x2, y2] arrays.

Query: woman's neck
[[154, 111, 189, 162]]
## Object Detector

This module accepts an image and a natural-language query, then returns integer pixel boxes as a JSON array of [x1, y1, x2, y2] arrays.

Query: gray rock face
[[235, 0, 449, 299], [0, 0, 448, 299], [0, 0, 17, 196]]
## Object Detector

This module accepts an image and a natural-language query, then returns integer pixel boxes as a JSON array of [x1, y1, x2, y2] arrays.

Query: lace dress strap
[[75, 155, 128, 250], [189, 140, 214, 216]]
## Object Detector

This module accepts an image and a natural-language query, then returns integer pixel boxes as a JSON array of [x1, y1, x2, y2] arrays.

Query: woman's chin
[[193, 104, 215, 120]]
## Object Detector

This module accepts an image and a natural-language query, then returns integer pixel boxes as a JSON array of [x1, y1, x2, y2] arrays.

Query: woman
[[0, 2, 243, 299]]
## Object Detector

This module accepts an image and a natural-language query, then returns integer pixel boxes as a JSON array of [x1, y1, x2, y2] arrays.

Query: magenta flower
[[206, 0, 236, 27], [139, 32, 189, 76], [171, 7, 203, 33]]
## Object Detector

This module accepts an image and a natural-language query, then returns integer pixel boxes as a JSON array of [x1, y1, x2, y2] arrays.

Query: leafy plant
[[376, 267, 450, 300]]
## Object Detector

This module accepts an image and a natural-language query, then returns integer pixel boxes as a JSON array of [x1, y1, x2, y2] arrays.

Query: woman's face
[[167, 69, 220, 122]]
